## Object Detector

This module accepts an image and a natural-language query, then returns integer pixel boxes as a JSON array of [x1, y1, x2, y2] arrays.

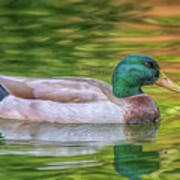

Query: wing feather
[[0, 75, 112, 103]]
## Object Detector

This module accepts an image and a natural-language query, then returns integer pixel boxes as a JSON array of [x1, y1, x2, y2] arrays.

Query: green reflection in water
[[114, 144, 159, 180], [0, 144, 161, 180]]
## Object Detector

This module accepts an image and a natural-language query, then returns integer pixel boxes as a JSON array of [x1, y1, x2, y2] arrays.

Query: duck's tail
[[0, 84, 9, 101]]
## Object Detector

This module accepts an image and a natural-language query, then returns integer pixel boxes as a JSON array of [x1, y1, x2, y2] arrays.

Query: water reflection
[[0, 119, 159, 143], [114, 144, 160, 180], [0, 120, 160, 179]]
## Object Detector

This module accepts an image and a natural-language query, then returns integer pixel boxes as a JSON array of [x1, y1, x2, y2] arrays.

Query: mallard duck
[[0, 54, 179, 123]]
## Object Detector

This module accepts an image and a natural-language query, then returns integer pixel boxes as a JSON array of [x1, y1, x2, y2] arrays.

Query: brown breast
[[123, 94, 160, 124]]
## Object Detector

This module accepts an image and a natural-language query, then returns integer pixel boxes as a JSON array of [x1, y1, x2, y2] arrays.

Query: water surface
[[0, 0, 180, 179]]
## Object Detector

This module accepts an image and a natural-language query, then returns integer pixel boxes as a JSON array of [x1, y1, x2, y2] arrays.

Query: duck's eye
[[144, 62, 153, 68]]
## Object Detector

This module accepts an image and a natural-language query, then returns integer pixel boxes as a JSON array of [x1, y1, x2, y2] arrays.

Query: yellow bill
[[155, 71, 180, 92]]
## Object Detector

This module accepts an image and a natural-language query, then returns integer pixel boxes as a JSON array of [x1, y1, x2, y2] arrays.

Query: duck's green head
[[112, 54, 160, 98]]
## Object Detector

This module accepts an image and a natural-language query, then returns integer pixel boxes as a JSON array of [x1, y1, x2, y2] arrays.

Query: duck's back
[[0, 75, 112, 103]]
